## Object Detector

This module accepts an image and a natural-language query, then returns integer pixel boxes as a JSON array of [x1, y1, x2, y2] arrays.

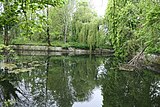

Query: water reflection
[[0, 55, 160, 107], [47, 56, 102, 107], [73, 86, 103, 107], [0, 72, 26, 106], [102, 57, 160, 107], [0, 55, 104, 107]]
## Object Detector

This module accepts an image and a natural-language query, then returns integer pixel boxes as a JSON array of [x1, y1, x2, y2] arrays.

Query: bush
[[12, 37, 30, 44], [51, 41, 89, 49], [0, 35, 3, 44], [69, 42, 89, 49], [98, 44, 113, 49], [62, 43, 70, 49], [146, 46, 160, 54], [51, 41, 64, 47]]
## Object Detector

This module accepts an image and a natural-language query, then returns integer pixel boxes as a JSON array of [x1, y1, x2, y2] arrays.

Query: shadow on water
[[101, 58, 160, 107], [0, 71, 28, 107], [0, 52, 160, 107]]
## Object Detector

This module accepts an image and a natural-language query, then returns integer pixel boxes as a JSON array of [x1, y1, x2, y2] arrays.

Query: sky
[[89, 0, 108, 16]]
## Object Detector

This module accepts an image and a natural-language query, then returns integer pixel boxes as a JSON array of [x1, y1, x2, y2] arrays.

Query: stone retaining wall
[[11, 45, 114, 55]]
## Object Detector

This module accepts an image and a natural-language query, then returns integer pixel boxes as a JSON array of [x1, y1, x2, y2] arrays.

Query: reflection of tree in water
[[47, 56, 103, 107], [0, 72, 25, 106], [0, 55, 54, 107], [1, 55, 159, 107], [15, 55, 56, 107], [102, 58, 160, 107], [0, 55, 107, 107], [47, 57, 74, 107], [70, 57, 97, 101]]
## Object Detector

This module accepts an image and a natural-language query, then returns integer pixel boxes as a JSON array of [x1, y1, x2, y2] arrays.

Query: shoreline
[[11, 44, 114, 55]]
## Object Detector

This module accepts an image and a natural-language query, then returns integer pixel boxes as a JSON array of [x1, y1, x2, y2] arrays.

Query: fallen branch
[[128, 45, 149, 66]]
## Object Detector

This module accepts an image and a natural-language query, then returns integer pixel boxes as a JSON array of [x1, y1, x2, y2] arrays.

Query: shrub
[[69, 42, 89, 49]]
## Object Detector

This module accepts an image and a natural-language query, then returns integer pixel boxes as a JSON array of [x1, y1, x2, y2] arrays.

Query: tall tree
[[0, 0, 64, 46], [0, 0, 19, 45], [47, 1, 51, 46], [49, 0, 75, 43]]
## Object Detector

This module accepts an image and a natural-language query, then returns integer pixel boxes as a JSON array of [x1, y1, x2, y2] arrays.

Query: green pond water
[[0, 54, 160, 107]]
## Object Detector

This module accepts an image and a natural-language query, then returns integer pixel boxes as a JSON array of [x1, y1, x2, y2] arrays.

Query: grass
[[51, 41, 89, 50], [68, 42, 89, 49], [11, 37, 48, 46]]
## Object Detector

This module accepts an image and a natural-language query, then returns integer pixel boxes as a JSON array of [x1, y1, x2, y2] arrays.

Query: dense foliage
[[0, 0, 64, 46], [48, 0, 107, 50], [71, 1, 107, 50], [0, 0, 160, 58], [105, 0, 160, 58]]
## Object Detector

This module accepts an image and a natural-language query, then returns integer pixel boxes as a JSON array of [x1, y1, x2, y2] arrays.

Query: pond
[[0, 54, 160, 107]]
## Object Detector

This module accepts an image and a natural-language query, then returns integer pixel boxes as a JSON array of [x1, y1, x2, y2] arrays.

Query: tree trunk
[[4, 0, 9, 46], [64, 24, 67, 43], [4, 25, 9, 46], [47, 5, 51, 46]]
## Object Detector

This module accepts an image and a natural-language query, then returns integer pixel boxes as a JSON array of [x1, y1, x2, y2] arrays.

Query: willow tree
[[71, 1, 106, 50], [104, 0, 138, 57], [136, 0, 160, 54], [87, 18, 100, 51], [72, 1, 95, 43]]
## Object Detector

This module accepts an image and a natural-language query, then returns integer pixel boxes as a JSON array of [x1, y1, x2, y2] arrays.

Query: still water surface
[[0, 55, 160, 107]]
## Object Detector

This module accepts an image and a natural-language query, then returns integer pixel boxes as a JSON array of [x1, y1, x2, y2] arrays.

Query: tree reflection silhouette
[[0, 72, 26, 106], [47, 56, 103, 107], [101, 59, 160, 107]]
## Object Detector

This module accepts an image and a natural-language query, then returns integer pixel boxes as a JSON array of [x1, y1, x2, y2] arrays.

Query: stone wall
[[11, 45, 114, 55]]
